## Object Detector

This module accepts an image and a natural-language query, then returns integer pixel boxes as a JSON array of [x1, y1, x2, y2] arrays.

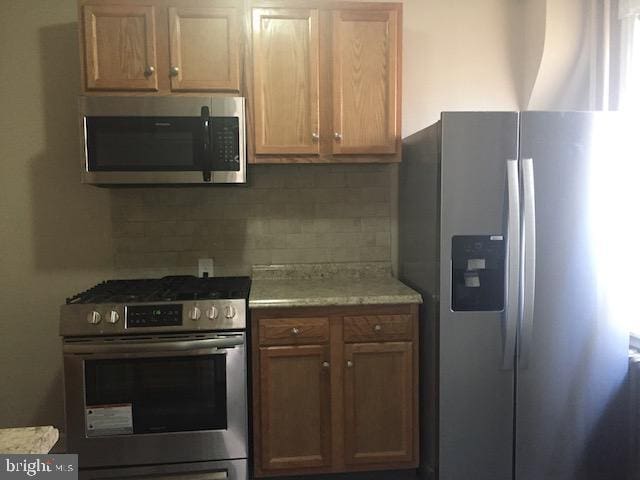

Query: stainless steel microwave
[[79, 96, 246, 185]]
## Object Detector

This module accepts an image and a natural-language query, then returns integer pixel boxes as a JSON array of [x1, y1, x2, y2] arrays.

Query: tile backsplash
[[110, 164, 392, 278]]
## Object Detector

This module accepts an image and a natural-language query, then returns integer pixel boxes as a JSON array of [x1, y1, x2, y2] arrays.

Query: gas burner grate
[[66, 276, 251, 304]]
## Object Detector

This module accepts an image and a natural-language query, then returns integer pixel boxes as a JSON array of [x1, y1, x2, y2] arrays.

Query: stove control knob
[[87, 311, 101, 325], [106, 310, 120, 324], [207, 306, 219, 320], [189, 307, 201, 321], [224, 305, 236, 319]]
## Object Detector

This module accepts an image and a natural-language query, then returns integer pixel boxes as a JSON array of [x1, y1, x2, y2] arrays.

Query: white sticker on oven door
[[86, 404, 133, 437]]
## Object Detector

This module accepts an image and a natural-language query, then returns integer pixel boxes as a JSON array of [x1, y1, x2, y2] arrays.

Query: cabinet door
[[83, 5, 158, 91], [168, 6, 240, 92], [259, 345, 331, 471], [332, 9, 399, 154], [252, 8, 320, 154], [344, 341, 414, 465]]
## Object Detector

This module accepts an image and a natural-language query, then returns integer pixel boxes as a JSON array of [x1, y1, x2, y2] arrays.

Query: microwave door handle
[[201, 105, 212, 182]]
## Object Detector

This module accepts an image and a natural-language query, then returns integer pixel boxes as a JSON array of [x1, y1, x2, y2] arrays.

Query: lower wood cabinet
[[251, 304, 419, 477], [344, 341, 414, 465], [259, 345, 332, 471]]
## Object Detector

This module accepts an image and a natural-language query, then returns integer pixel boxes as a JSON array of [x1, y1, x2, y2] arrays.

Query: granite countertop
[[0, 426, 59, 454], [249, 262, 422, 309]]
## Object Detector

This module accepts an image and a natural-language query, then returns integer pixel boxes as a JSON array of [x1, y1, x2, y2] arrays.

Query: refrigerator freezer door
[[515, 112, 630, 480], [438, 112, 519, 480]]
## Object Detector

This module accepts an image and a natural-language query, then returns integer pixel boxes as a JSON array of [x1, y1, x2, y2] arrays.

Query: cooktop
[[66, 275, 251, 304]]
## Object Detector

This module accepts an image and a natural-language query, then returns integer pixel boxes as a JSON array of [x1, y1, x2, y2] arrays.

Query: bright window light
[[626, 17, 640, 111], [615, 15, 640, 336], [589, 115, 638, 337]]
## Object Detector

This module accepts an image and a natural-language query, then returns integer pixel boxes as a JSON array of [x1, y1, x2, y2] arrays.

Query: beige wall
[[527, 0, 593, 110], [0, 0, 596, 432], [507, 0, 547, 109], [402, 0, 520, 135], [0, 1, 113, 428]]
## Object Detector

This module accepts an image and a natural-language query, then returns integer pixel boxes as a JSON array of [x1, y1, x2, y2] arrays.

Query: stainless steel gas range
[[59, 276, 251, 480]]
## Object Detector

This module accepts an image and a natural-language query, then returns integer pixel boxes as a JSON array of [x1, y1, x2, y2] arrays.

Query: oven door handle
[[120, 471, 228, 480], [63, 336, 244, 355]]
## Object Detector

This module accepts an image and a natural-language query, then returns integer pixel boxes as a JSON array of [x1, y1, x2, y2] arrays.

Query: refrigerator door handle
[[503, 159, 521, 370], [518, 157, 536, 368]]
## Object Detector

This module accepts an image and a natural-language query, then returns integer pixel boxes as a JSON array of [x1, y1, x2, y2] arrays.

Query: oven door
[[79, 459, 246, 480], [63, 333, 247, 469]]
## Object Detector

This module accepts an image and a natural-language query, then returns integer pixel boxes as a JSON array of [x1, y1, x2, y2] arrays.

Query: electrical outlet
[[198, 258, 214, 278]]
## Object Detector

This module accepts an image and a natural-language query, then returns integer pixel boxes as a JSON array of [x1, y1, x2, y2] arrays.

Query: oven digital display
[[126, 304, 183, 327]]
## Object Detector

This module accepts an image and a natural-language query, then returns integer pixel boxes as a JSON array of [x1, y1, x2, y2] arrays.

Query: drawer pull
[[259, 317, 329, 345], [343, 315, 412, 342], [322, 361, 330, 369], [346, 360, 354, 368]]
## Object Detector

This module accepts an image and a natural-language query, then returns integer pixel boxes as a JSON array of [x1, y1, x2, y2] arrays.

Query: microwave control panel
[[211, 117, 240, 171]]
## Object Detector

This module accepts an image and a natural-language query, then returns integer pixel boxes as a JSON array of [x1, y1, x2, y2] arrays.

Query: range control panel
[[60, 299, 247, 337], [126, 304, 183, 328], [451, 235, 505, 311]]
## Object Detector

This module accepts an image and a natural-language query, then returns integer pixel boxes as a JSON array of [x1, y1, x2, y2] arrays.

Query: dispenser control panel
[[451, 235, 505, 311]]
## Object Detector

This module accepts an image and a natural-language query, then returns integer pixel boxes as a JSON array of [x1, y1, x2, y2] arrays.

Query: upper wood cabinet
[[249, 3, 402, 163], [79, 0, 241, 93], [168, 6, 240, 91], [252, 8, 320, 155], [83, 5, 159, 91], [332, 9, 398, 154]]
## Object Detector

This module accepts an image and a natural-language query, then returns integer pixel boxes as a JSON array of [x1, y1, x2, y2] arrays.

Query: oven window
[[86, 117, 204, 171], [84, 354, 227, 434]]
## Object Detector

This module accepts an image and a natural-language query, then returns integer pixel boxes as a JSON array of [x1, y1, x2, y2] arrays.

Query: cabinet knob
[[322, 361, 330, 369], [346, 360, 354, 368], [334, 132, 342, 141], [291, 327, 300, 335], [311, 132, 319, 142], [170, 66, 180, 77], [374, 324, 382, 332], [144, 65, 155, 76]]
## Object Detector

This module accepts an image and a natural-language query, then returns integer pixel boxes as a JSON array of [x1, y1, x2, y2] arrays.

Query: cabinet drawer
[[343, 315, 412, 342], [259, 317, 330, 345]]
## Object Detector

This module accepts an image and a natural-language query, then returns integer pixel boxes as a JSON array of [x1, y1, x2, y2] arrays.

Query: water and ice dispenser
[[451, 235, 505, 311]]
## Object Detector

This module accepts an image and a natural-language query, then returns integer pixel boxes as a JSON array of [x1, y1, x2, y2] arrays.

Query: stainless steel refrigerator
[[399, 112, 631, 480]]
